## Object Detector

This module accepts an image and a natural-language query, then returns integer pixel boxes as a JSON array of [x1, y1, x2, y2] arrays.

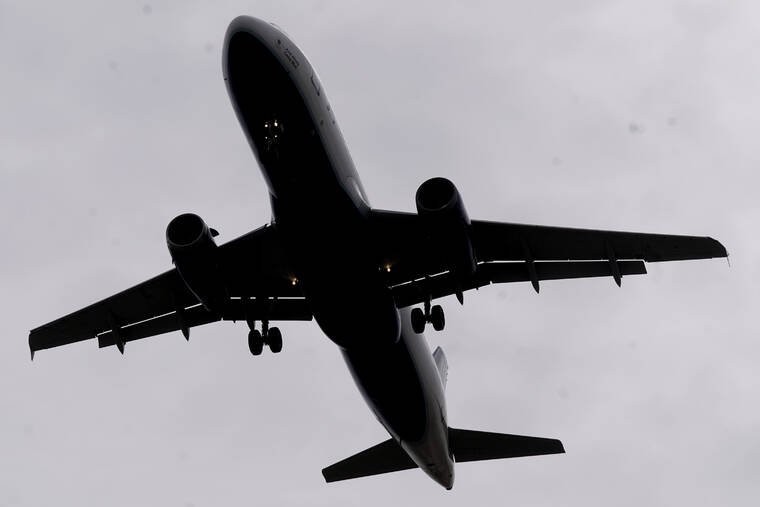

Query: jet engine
[[415, 177, 477, 277], [166, 213, 228, 311]]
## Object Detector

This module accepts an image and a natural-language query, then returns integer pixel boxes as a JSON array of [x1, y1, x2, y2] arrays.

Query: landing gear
[[268, 327, 283, 353], [410, 300, 445, 334], [411, 308, 426, 334], [247, 320, 283, 355], [248, 329, 264, 356], [430, 305, 445, 331]]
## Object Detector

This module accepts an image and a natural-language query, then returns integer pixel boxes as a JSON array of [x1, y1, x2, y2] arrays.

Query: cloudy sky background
[[2, 1, 758, 505]]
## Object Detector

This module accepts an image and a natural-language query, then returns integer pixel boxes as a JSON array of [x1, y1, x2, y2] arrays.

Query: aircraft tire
[[248, 329, 264, 356], [411, 307, 426, 334], [431, 305, 445, 331], [268, 327, 283, 353]]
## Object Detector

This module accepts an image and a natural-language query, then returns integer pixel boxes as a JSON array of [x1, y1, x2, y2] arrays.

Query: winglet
[[708, 237, 729, 259]]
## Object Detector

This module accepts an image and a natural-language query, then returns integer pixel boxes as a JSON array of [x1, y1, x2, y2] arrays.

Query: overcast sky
[[2, 1, 758, 505]]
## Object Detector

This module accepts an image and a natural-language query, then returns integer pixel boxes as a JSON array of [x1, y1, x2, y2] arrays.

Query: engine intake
[[415, 177, 476, 277], [166, 213, 228, 311]]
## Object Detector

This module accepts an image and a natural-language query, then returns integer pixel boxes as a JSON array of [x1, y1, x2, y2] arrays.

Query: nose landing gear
[[410, 299, 445, 334]]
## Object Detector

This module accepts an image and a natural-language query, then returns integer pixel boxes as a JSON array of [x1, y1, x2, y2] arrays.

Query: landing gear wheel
[[411, 307, 426, 334], [248, 329, 264, 356], [430, 305, 445, 331], [268, 327, 283, 353]]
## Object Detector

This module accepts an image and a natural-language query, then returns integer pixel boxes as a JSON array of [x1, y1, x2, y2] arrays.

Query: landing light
[[385, 265, 392, 273], [264, 122, 269, 128], [291, 278, 298, 286], [274, 120, 278, 127]]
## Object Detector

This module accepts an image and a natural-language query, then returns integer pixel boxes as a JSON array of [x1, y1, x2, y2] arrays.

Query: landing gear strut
[[411, 298, 445, 334]]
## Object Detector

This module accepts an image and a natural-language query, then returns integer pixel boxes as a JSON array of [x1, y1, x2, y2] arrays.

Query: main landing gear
[[248, 320, 283, 356], [411, 299, 445, 334]]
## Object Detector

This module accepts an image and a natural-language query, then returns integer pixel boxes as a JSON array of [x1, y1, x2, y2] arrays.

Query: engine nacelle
[[166, 213, 228, 312], [415, 177, 477, 277]]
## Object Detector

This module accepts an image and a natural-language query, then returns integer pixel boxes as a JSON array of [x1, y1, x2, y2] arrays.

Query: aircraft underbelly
[[342, 308, 454, 488]]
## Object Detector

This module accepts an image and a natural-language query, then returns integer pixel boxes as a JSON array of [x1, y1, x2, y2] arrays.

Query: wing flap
[[392, 260, 646, 308], [96, 298, 313, 349], [96, 304, 219, 348]]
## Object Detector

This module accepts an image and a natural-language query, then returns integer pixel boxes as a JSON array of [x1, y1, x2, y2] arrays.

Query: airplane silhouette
[[29, 16, 727, 489]]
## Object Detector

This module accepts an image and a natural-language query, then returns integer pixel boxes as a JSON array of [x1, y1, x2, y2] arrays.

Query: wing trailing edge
[[392, 260, 647, 308]]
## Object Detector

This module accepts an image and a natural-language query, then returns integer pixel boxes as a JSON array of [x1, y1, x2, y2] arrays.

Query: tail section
[[322, 428, 564, 485], [448, 428, 565, 462]]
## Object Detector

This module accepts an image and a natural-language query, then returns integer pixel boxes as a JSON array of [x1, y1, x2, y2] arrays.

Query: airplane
[[29, 16, 728, 490]]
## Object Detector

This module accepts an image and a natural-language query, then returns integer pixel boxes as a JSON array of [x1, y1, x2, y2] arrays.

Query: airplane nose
[[222, 16, 272, 81], [428, 458, 455, 490]]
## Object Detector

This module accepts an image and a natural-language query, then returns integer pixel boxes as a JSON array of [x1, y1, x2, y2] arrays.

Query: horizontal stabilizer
[[449, 428, 565, 462], [322, 438, 417, 483]]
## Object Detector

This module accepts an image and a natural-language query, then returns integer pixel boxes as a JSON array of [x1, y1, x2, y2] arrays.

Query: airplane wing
[[29, 224, 310, 358], [371, 210, 728, 307], [31, 209, 727, 355], [469, 219, 728, 263]]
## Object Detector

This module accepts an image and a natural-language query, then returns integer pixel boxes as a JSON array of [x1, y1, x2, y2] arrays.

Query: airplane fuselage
[[223, 17, 454, 488]]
